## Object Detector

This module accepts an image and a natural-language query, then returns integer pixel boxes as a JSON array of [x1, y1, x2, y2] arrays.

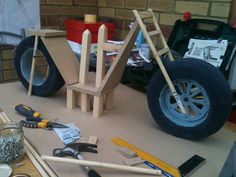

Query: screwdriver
[[15, 104, 44, 118]]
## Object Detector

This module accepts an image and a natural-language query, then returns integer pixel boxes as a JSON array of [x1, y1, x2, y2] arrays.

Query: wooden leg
[[81, 93, 91, 112], [93, 96, 104, 117], [67, 89, 77, 109], [105, 90, 114, 110]]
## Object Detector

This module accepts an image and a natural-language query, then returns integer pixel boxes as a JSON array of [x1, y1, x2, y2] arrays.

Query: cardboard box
[[65, 19, 114, 44]]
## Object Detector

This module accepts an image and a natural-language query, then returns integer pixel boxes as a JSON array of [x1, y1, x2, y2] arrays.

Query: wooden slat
[[148, 30, 160, 37], [157, 47, 169, 56], [103, 43, 121, 52], [99, 22, 140, 93], [27, 29, 66, 38], [80, 30, 92, 112], [41, 37, 80, 85]]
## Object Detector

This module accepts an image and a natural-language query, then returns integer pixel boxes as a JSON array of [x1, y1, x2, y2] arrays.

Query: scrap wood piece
[[0, 108, 57, 177], [41, 155, 162, 176], [124, 157, 145, 166]]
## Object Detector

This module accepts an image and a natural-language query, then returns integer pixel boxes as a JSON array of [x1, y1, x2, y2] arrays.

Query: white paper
[[54, 123, 81, 145], [184, 38, 228, 67]]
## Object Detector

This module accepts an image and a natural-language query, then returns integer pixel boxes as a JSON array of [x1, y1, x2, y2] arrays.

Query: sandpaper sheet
[[0, 81, 235, 177]]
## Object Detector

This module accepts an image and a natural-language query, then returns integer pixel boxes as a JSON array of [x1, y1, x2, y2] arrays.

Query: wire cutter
[[15, 104, 68, 129]]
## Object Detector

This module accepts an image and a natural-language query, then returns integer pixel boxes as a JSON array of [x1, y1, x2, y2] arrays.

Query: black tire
[[14, 36, 65, 96], [147, 58, 232, 140]]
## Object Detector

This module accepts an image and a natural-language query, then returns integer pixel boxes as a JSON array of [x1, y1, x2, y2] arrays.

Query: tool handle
[[20, 120, 47, 128], [53, 147, 76, 158], [15, 104, 41, 117], [88, 169, 102, 177], [26, 116, 49, 123]]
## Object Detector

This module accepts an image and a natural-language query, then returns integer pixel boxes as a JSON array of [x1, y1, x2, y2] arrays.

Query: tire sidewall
[[14, 36, 64, 96], [147, 58, 232, 139]]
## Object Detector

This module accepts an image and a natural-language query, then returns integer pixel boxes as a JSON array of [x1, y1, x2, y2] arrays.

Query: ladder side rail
[[133, 10, 186, 114], [148, 9, 174, 61]]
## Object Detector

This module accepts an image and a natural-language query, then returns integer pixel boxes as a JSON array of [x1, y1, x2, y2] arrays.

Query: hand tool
[[112, 137, 181, 177], [53, 143, 101, 177], [15, 104, 68, 129], [15, 104, 43, 118]]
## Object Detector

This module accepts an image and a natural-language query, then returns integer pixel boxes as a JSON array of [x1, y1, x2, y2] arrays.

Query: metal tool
[[112, 137, 181, 177], [53, 143, 101, 177], [15, 104, 68, 129]]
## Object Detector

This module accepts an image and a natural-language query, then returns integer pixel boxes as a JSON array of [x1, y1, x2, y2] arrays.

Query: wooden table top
[[9, 121, 236, 177]]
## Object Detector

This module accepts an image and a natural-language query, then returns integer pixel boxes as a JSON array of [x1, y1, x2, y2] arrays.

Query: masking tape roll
[[84, 14, 97, 23]]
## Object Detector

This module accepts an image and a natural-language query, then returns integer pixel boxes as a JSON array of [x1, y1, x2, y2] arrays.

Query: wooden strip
[[41, 155, 162, 176], [103, 43, 121, 52], [66, 89, 77, 109], [148, 30, 160, 37], [79, 30, 92, 112], [41, 37, 80, 85], [28, 35, 39, 96], [158, 47, 169, 56], [27, 29, 66, 38]]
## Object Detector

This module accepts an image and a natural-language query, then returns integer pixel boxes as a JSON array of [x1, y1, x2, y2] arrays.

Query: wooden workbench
[[0, 81, 235, 177]]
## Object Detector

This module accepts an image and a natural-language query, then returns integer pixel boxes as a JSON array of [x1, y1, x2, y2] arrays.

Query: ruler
[[112, 137, 181, 177]]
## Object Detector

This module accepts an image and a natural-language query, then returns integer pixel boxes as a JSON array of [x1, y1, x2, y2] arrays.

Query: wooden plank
[[103, 43, 121, 52], [67, 89, 77, 109], [27, 29, 66, 38], [80, 30, 92, 112], [105, 90, 114, 110], [158, 47, 169, 56], [99, 22, 140, 94], [148, 30, 160, 37], [93, 25, 107, 117], [41, 37, 80, 85]]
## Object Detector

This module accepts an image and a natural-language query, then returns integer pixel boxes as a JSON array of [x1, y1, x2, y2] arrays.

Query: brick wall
[[40, 0, 97, 30], [98, 0, 232, 39]]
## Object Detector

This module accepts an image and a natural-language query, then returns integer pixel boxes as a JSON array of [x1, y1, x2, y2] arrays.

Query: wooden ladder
[[133, 9, 186, 114]]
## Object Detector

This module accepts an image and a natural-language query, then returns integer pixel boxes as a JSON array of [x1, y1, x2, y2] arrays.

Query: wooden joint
[[103, 43, 122, 52]]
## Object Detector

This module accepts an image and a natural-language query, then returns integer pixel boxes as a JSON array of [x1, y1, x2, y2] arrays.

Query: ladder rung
[[148, 30, 161, 37], [138, 11, 153, 19], [158, 47, 169, 56]]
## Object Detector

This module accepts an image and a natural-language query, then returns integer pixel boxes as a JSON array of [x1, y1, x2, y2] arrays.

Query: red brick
[[159, 24, 173, 39], [126, 0, 147, 10], [40, 16, 47, 26], [148, 0, 174, 12], [107, 0, 125, 8], [46, 0, 72, 5], [61, 6, 85, 16], [40, 0, 46, 4], [47, 16, 67, 26], [40, 6, 61, 15], [74, 0, 97, 6]]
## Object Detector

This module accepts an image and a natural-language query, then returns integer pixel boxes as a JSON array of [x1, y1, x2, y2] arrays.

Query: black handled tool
[[15, 104, 68, 129], [53, 143, 101, 177], [15, 104, 42, 118]]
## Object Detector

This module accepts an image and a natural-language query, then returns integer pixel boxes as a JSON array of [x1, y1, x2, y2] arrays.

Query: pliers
[[15, 104, 68, 129]]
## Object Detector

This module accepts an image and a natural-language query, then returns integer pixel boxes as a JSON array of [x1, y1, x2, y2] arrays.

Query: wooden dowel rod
[[41, 155, 162, 176], [28, 35, 39, 96]]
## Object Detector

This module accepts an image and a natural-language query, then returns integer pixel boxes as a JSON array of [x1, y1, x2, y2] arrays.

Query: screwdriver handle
[[20, 120, 47, 128], [15, 104, 41, 117], [26, 116, 49, 123]]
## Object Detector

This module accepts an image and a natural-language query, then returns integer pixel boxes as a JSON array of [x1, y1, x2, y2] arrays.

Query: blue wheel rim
[[160, 79, 210, 127], [20, 49, 49, 86]]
